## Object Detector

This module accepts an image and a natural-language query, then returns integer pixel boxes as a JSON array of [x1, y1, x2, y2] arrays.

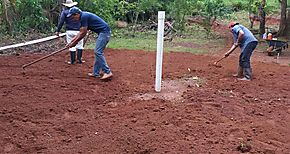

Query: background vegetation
[[1, 0, 289, 55], [0, 0, 281, 35]]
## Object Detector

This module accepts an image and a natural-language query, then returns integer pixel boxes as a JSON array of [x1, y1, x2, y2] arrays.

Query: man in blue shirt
[[66, 7, 112, 80], [55, 0, 84, 64], [224, 22, 258, 81]]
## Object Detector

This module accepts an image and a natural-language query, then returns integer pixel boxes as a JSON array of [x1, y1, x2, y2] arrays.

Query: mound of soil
[[1, 47, 290, 153]]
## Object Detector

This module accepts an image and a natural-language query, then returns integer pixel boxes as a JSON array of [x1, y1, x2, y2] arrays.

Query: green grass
[[87, 30, 225, 54], [108, 37, 156, 51], [86, 5, 279, 55], [86, 26, 225, 54]]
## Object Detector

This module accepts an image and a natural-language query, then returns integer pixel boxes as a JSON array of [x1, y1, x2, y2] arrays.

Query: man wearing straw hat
[[55, 0, 84, 64]]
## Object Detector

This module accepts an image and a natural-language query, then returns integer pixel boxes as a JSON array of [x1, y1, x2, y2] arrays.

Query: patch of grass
[[107, 33, 223, 54], [86, 26, 224, 54], [108, 37, 156, 51], [164, 36, 224, 54]]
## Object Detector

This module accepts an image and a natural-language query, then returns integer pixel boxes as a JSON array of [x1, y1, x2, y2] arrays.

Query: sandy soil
[[1, 43, 290, 153]]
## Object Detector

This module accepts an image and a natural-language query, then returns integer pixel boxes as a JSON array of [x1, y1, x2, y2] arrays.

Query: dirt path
[[0, 47, 290, 153]]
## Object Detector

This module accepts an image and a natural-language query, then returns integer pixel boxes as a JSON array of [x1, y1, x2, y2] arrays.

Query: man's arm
[[224, 44, 238, 57], [66, 27, 88, 48], [55, 12, 66, 36], [235, 29, 244, 46], [224, 30, 244, 57]]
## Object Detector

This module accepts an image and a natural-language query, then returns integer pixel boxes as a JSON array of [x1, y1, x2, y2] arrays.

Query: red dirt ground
[[1, 19, 290, 153], [1, 45, 290, 153]]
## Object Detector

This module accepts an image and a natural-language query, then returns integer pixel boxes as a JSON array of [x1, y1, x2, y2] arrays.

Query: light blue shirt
[[232, 24, 258, 51]]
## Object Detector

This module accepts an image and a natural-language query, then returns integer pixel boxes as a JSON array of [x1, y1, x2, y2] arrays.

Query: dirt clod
[[237, 143, 252, 153]]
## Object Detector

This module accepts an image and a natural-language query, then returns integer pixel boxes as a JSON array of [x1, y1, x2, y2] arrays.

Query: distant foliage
[[195, 0, 231, 35], [114, 0, 162, 24], [231, 1, 248, 11], [167, 0, 196, 30], [14, 0, 49, 32], [196, 0, 231, 20], [78, 0, 117, 27], [231, 0, 280, 14], [0, 0, 245, 35], [0, 0, 59, 34]]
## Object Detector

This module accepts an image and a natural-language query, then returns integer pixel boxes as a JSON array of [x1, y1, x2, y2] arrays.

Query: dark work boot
[[238, 68, 252, 81], [233, 66, 243, 78], [77, 49, 83, 64], [68, 51, 76, 64]]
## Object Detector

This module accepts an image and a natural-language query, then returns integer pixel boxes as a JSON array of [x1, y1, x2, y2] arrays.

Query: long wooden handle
[[22, 47, 68, 69], [22, 32, 90, 69], [215, 56, 226, 64], [83, 31, 90, 46], [214, 45, 239, 65]]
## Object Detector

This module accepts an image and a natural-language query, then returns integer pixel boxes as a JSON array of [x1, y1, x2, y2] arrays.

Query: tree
[[2, 0, 13, 34], [194, 0, 231, 35], [258, 0, 266, 35], [78, 0, 117, 26], [167, 0, 196, 30], [41, 0, 62, 25], [277, 0, 289, 37]]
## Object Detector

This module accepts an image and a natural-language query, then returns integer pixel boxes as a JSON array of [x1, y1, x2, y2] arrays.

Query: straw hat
[[62, 0, 78, 7]]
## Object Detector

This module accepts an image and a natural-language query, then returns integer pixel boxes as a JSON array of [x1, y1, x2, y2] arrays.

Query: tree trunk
[[284, 8, 290, 38], [3, 0, 13, 34], [277, 0, 287, 37], [259, 0, 266, 35]]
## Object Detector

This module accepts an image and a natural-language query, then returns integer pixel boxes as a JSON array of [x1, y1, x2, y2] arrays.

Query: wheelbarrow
[[266, 39, 288, 56]]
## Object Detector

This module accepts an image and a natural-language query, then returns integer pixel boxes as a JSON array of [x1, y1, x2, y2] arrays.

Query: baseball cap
[[228, 21, 239, 28], [67, 7, 82, 17]]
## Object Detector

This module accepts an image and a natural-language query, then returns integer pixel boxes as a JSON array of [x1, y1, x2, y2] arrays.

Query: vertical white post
[[155, 11, 165, 92]]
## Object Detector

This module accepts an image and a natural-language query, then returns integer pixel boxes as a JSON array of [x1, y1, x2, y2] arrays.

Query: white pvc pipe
[[0, 33, 66, 51], [155, 11, 165, 92]]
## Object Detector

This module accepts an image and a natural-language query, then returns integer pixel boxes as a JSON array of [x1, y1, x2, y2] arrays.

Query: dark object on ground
[[237, 143, 252, 153]]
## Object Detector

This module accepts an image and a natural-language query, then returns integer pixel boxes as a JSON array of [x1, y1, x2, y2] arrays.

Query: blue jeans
[[239, 41, 258, 68], [93, 31, 111, 75]]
